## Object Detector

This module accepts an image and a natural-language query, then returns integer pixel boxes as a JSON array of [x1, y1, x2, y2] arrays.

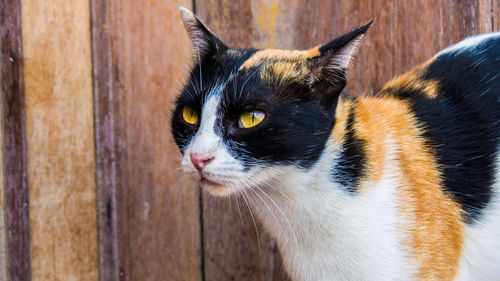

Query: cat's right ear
[[179, 7, 228, 61], [306, 21, 372, 98]]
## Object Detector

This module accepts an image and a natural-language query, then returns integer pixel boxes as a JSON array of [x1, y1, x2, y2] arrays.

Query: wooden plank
[[0, 100, 6, 280], [196, 1, 495, 280], [479, 0, 494, 32], [0, 0, 31, 279], [101, 1, 202, 280], [21, 0, 98, 280], [494, 0, 500, 30], [89, 0, 122, 280]]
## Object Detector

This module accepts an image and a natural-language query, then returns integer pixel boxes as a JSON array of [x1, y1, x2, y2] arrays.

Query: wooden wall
[[0, 0, 498, 280]]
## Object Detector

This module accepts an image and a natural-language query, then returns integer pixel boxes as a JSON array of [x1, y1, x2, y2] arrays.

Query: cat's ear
[[307, 21, 373, 95], [179, 7, 228, 60]]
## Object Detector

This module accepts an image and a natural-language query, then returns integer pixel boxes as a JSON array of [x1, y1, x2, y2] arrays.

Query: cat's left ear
[[179, 7, 228, 61], [307, 21, 373, 96]]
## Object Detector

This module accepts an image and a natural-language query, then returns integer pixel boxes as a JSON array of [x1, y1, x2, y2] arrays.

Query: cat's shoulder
[[436, 32, 500, 57]]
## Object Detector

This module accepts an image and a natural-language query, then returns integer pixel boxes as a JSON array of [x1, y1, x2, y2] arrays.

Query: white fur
[[436, 32, 500, 56], [455, 153, 500, 281], [245, 140, 416, 281]]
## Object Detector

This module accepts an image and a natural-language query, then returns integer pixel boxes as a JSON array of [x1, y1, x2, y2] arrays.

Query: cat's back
[[430, 32, 500, 113], [372, 32, 500, 280], [377, 32, 500, 220]]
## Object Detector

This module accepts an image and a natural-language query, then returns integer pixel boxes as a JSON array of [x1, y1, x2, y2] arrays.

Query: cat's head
[[171, 7, 371, 196]]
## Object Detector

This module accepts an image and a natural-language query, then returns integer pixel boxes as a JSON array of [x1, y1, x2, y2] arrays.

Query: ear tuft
[[306, 21, 372, 98], [179, 7, 227, 60], [316, 21, 373, 71]]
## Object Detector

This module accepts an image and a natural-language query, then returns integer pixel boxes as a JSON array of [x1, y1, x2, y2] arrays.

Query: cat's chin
[[199, 178, 234, 197]]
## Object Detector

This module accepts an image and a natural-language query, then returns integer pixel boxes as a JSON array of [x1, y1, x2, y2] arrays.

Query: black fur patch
[[219, 67, 336, 169], [405, 35, 500, 222], [331, 105, 366, 192]]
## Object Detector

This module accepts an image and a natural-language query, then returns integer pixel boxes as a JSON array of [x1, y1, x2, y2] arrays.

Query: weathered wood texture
[[195, 1, 498, 280], [93, 0, 202, 280], [0, 0, 31, 279], [90, 0, 121, 280], [22, 0, 98, 280], [0, 101, 6, 280], [494, 0, 500, 30]]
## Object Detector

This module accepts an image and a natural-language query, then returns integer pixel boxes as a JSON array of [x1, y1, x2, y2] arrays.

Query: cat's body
[[172, 8, 500, 280]]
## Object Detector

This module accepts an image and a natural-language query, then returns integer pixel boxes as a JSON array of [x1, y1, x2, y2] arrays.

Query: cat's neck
[[247, 96, 414, 280], [247, 96, 357, 243]]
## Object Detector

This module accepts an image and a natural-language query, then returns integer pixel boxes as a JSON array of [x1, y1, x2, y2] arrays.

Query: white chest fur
[[247, 147, 415, 281]]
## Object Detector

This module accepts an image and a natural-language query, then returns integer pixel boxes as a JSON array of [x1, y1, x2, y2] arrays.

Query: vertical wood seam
[[90, 0, 120, 280], [0, 0, 32, 279], [492, 0, 495, 29]]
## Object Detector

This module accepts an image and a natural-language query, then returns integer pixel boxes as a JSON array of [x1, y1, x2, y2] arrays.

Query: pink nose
[[190, 153, 214, 171]]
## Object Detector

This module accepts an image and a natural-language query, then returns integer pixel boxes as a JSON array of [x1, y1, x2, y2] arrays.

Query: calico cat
[[171, 7, 500, 281]]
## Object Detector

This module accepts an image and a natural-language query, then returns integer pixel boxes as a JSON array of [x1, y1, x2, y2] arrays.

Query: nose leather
[[190, 153, 214, 171]]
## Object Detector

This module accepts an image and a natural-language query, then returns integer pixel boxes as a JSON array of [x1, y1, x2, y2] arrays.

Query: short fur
[[172, 7, 500, 280]]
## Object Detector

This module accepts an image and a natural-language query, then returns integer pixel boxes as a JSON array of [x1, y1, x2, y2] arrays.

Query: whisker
[[231, 185, 245, 227], [244, 182, 286, 243], [252, 183, 298, 244], [240, 186, 261, 252]]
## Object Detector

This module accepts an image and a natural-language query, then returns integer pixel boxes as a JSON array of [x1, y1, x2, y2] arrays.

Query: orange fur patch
[[334, 96, 464, 279], [381, 58, 440, 99], [239, 47, 320, 70], [260, 61, 310, 84]]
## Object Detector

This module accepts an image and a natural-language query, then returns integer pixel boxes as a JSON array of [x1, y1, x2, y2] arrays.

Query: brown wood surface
[[90, 0, 122, 279], [195, 1, 497, 281], [98, 1, 202, 280], [0, 0, 31, 279], [494, 0, 500, 30], [22, 0, 98, 280], [0, 102, 6, 280]]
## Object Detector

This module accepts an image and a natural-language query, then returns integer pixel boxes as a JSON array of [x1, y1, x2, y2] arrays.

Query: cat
[[171, 7, 500, 281]]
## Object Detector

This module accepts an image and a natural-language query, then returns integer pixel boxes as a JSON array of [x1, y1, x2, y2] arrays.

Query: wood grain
[[90, 0, 122, 279], [0, 100, 6, 281], [0, 0, 31, 279], [22, 0, 98, 280], [99, 1, 202, 280], [494, 0, 500, 30]]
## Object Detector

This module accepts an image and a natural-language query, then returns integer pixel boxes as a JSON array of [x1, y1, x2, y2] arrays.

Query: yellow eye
[[182, 106, 198, 125], [239, 110, 265, 128]]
